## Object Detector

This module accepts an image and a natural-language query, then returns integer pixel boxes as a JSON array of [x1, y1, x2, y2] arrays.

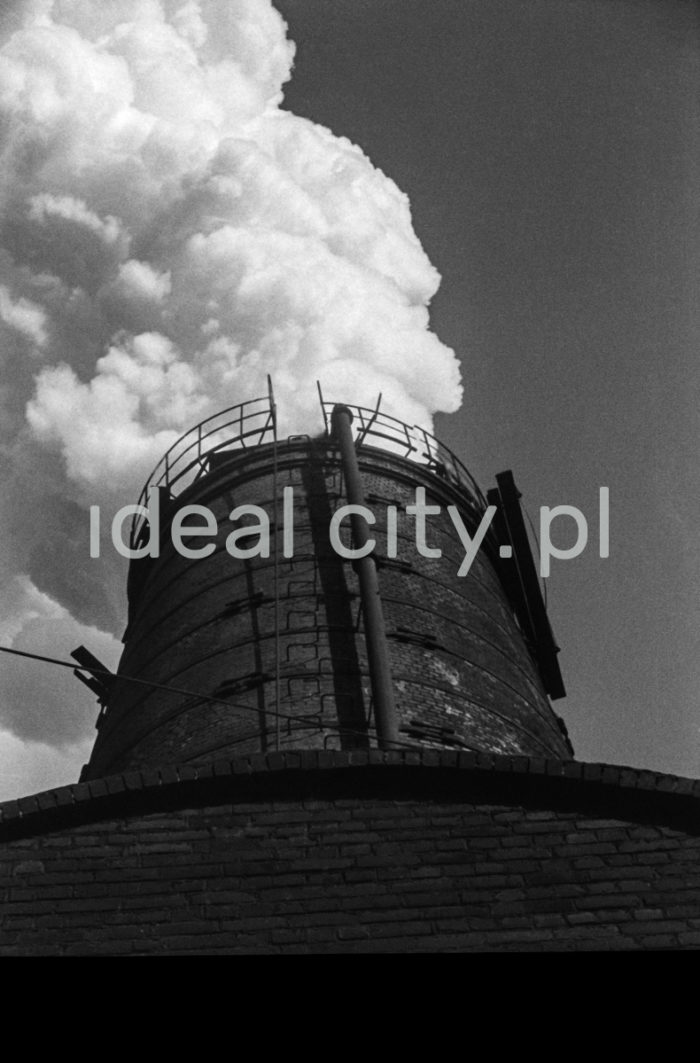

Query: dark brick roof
[[2, 751, 699, 843]]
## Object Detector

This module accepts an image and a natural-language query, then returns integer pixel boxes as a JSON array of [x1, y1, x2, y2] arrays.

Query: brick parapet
[[2, 753, 700, 953], [1, 752, 699, 843]]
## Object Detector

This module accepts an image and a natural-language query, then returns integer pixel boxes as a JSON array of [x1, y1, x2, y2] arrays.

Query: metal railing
[[130, 382, 487, 547], [319, 390, 488, 511], [130, 384, 276, 547]]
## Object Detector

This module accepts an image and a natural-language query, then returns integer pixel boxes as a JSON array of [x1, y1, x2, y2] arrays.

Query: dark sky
[[274, 0, 700, 775]]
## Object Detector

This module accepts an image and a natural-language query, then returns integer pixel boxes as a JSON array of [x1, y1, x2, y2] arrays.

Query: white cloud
[[0, 1, 464, 773], [0, 730, 93, 802], [0, 284, 47, 349], [28, 194, 123, 245], [113, 260, 172, 303], [2, 0, 459, 498]]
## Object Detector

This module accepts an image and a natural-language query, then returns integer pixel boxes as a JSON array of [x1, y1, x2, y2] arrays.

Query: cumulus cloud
[[0, 1, 463, 781], [28, 194, 124, 245], [0, 284, 47, 349], [0, 730, 95, 802]]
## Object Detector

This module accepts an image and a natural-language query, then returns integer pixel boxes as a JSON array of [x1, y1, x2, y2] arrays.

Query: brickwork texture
[[1, 752, 699, 954], [87, 441, 570, 779]]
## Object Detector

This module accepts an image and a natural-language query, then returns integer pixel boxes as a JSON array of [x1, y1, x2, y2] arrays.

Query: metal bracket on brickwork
[[488, 471, 566, 701], [71, 646, 116, 728], [390, 627, 439, 650], [219, 592, 268, 618], [213, 672, 271, 698]]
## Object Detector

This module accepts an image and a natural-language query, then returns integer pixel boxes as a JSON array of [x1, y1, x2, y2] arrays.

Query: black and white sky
[[275, 0, 700, 776], [0, 0, 698, 797]]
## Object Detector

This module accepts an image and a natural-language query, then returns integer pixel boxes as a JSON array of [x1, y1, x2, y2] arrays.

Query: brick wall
[[1, 753, 699, 954], [87, 441, 570, 778]]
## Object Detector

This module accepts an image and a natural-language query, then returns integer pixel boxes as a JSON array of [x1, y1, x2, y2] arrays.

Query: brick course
[[1, 752, 699, 954], [86, 442, 570, 778]]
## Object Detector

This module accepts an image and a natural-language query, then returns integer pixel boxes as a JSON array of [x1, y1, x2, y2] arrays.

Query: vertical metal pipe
[[269, 377, 281, 751], [331, 405, 399, 749]]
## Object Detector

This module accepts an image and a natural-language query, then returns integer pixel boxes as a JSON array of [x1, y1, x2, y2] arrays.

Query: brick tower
[[3, 389, 700, 955], [83, 388, 571, 778]]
